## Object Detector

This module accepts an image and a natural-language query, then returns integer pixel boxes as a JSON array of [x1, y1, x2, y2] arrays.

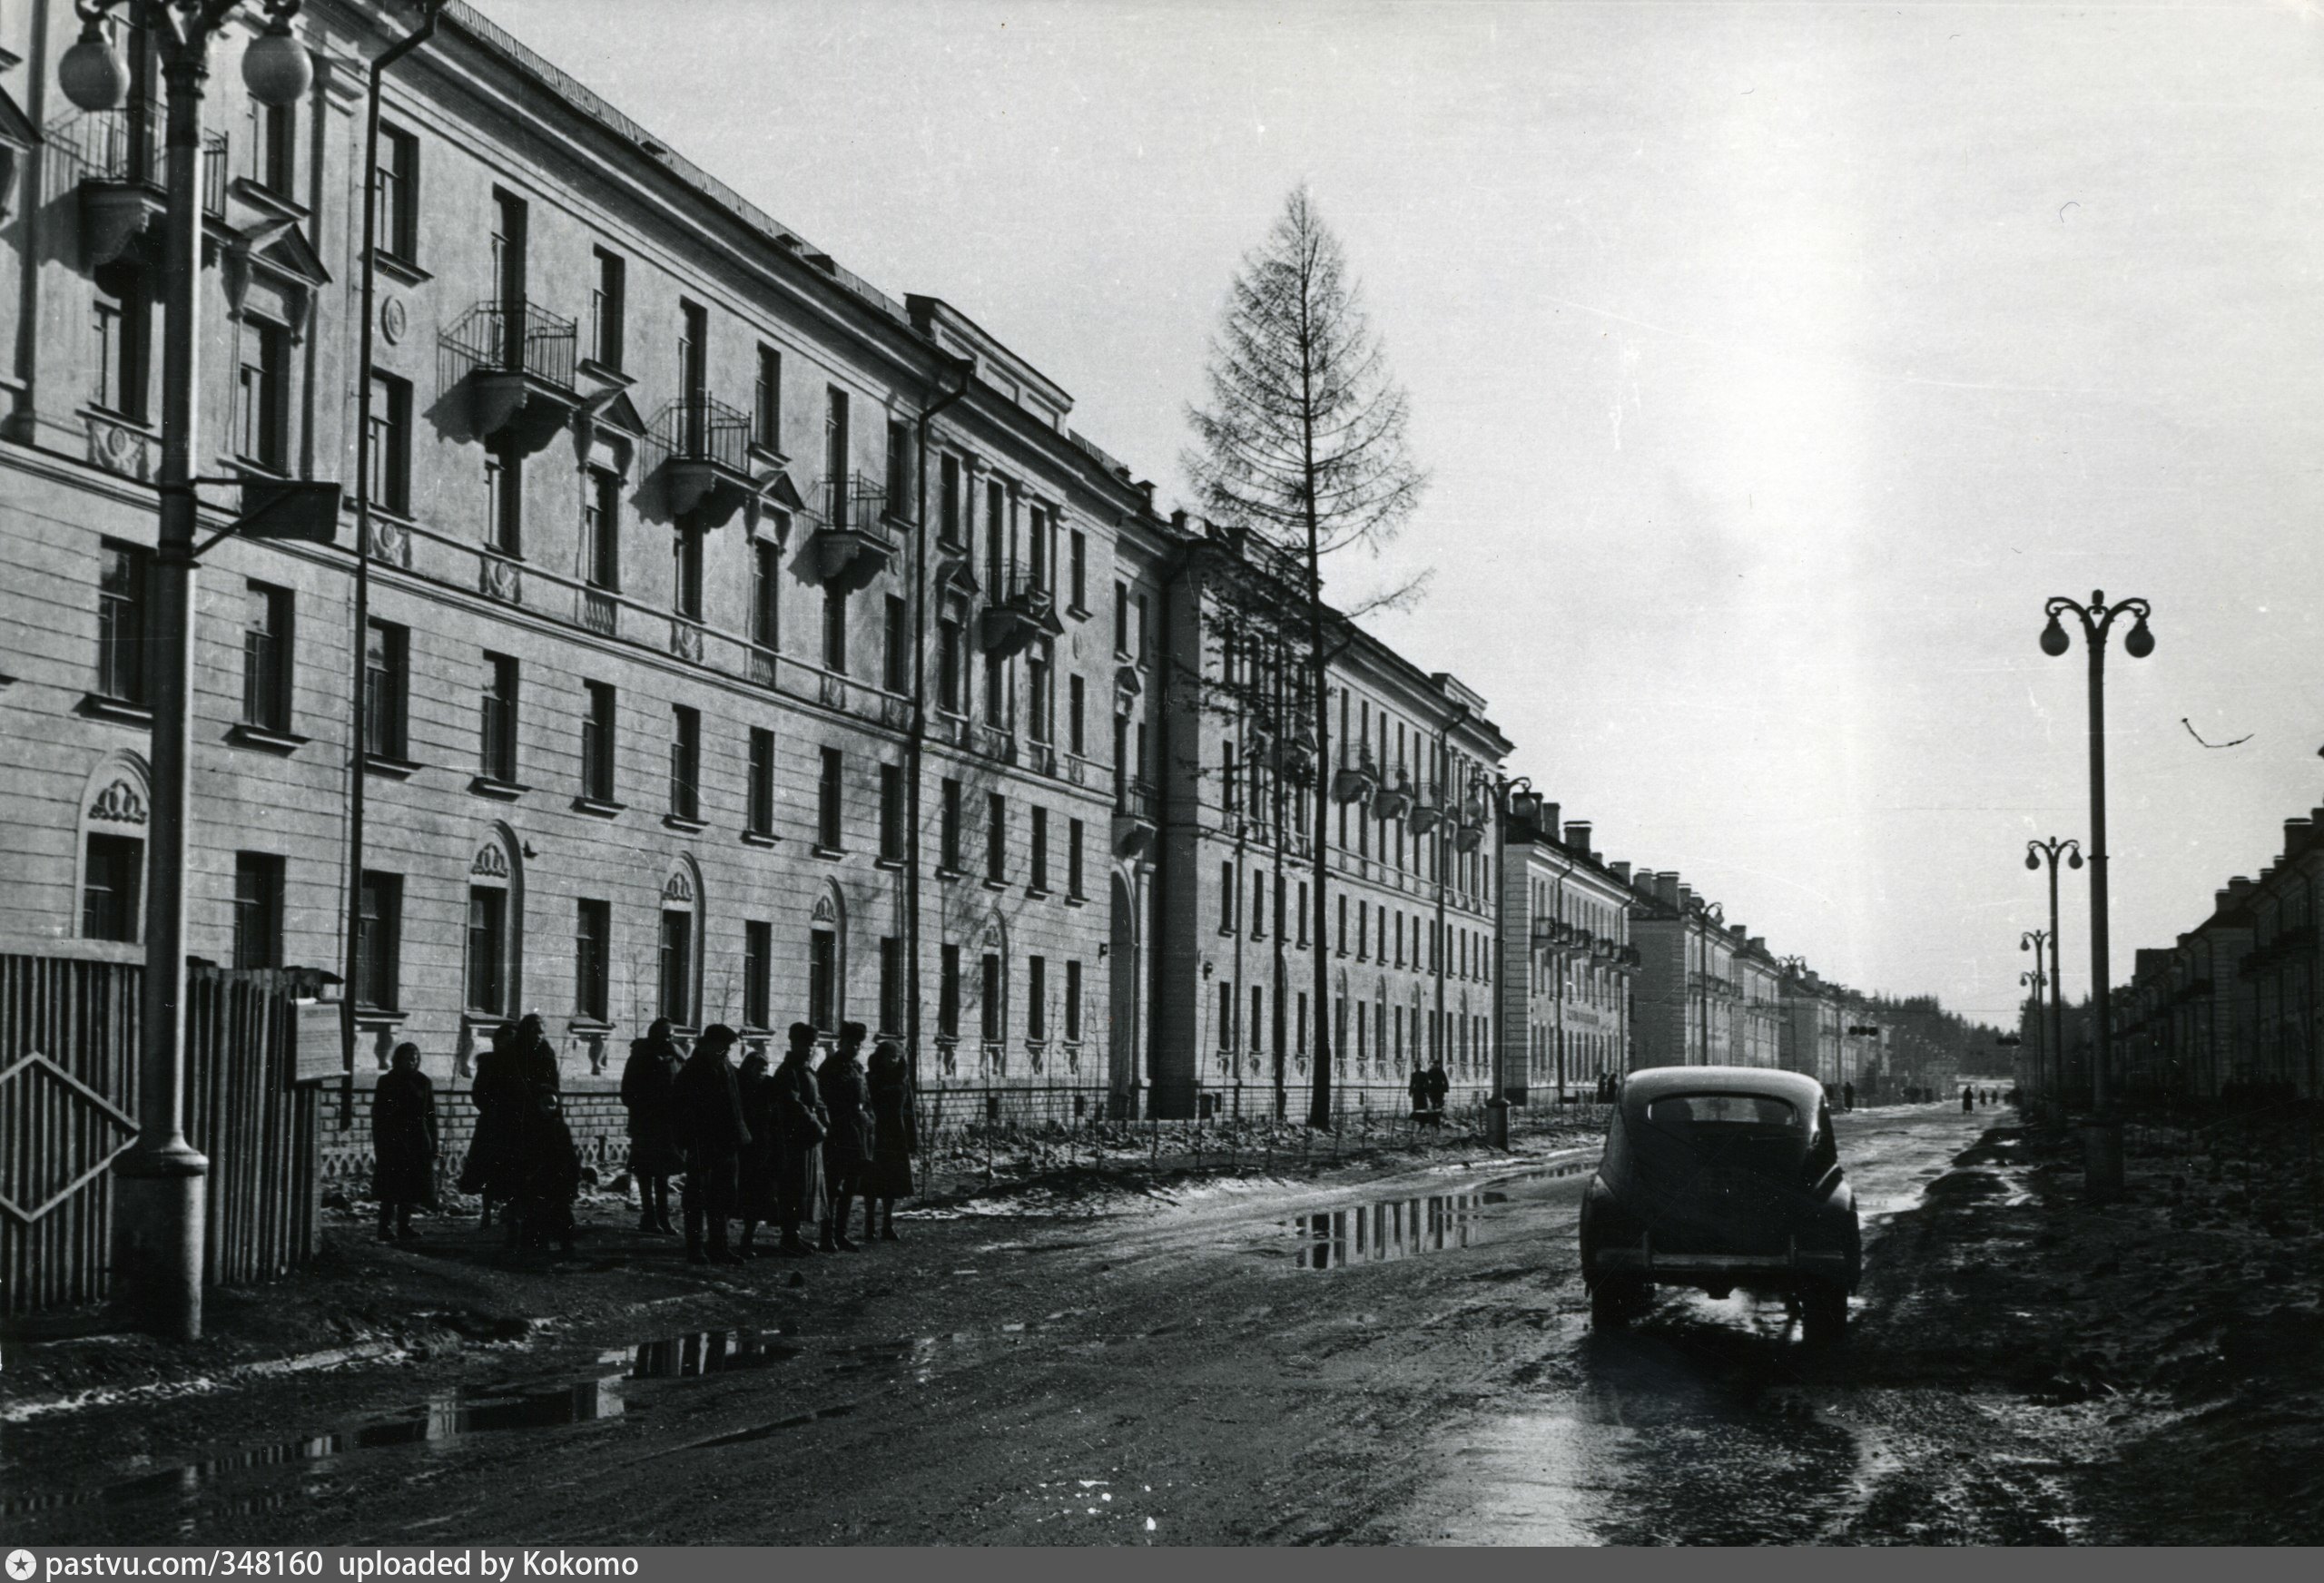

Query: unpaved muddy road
[[6, 1105, 2010, 1545]]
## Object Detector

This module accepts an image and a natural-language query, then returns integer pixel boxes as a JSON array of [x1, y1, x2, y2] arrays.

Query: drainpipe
[[906, 353, 974, 1100], [343, 0, 446, 1109]]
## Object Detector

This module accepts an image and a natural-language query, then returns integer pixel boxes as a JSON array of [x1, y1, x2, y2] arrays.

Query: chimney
[[1748, 935, 1766, 953], [1677, 883, 1695, 912], [1657, 873, 1681, 908], [1610, 860, 1631, 884], [2289, 817, 2315, 859], [1564, 820, 1592, 855], [1170, 507, 1192, 534], [1537, 801, 1561, 842], [1729, 923, 1748, 941], [1137, 480, 1157, 513]]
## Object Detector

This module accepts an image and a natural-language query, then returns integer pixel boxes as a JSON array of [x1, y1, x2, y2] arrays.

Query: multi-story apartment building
[[1499, 810, 1636, 1099], [2237, 814, 2321, 1100], [0, 0, 1512, 1167], [1780, 968, 1846, 1086], [1727, 929, 1782, 1067], [1629, 871, 1736, 1067], [1150, 522, 1511, 1117]]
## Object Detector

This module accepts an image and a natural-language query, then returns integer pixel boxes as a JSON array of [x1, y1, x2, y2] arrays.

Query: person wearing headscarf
[[770, 1023, 829, 1257], [817, 1022, 873, 1252], [862, 1037, 917, 1242], [371, 1042, 438, 1243], [458, 1020, 525, 1228], [734, 1046, 780, 1258], [507, 1084, 581, 1254], [621, 1018, 685, 1234], [673, 1024, 750, 1264]]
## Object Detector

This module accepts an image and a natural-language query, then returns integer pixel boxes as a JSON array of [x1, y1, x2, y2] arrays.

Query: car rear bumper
[[1590, 1234, 1854, 1284]]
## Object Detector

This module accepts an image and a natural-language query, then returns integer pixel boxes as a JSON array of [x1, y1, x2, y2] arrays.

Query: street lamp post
[[2041, 591, 2152, 1200], [1473, 772, 1539, 1144], [2024, 837, 2082, 1118], [2018, 939, 2049, 1107], [60, 0, 315, 1340]]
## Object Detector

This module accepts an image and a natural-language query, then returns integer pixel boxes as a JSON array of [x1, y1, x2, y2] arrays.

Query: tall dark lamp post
[[2041, 591, 2152, 1200], [58, 0, 318, 1340], [2019, 928, 2052, 1106], [1473, 772, 1539, 1145], [2018, 959, 2048, 1104], [2024, 837, 2081, 1117]]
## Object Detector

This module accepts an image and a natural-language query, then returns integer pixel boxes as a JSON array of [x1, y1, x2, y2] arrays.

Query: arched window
[[75, 752, 151, 943], [658, 857, 704, 1029], [466, 825, 524, 1019], [975, 909, 1006, 1077], [809, 880, 848, 1038]]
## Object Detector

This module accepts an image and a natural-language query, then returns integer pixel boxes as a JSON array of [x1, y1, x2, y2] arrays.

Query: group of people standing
[[621, 1018, 917, 1264], [1404, 1059, 1452, 1126], [365, 1015, 916, 1265]]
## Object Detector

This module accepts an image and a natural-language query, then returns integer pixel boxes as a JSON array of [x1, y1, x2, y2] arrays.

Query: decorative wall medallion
[[811, 890, 839, 927], [479, 555, 522, 605], [663, 868, 695, 904], [368, 516, 409, 567], [88, 779, 148, 825], [818, 672, 845, 709], [379, 296, 407, 346], [84, 415, 153, 482], [668, 619, 703, 664], [470, 842, 509, 879]]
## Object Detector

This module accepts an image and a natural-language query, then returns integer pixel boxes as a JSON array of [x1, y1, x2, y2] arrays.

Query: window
[[754, 343, 783, 450], [1337, 894, 1348, 954], [746, 727, 775, 836], [818, 747, 844, 850], [809, 929, 838, 1033], [479, 653, 518, 782], [1136, 594, 1150, 662], [485, 450, 522, 556], [940, 944, 961, 1038], [743, 920, 773, 1029], [91, 261, 148, 422], [672, 527, 703, 619], [880, 936, 903, 1033], [466, 887, 507, 1015], [491, 188, 528, 312], [1297, 881, 1309, 946], [883, 595, 910, 693], [1218, 983, 1235, 1050], [980, 953, 1001, 1042], [940, 454, 961, 546], [1223, 743, 1238, 814], [363, 620, 407, 759], [1252, 869, 1267, 938], [1065, 960, 1082, 1043], [822, 587, 847, 673], [937, 619, 962, 713], [82, 832, 142, 942], [1297, 992, 1309, 1057], [678, 299, 707, 413], [235, 320, 288, 471], [1029, 504, 1049, 590], [1219, 861, 1236, 932], [576, 900, 611, 1022], [1113, 582, 1129, 655], [659, 908, 694, 1026], [590, 248, 625, 371], [983, 651, 1006, 726], [95, 539, 149, 705], [1067, 818, 1084, 900], [1030, 807, 1049, 893], [1068, 674, 1086, 756], [940, 778, 963, 871], [369, 372, 411, 516], [1029, 651, 1051, 742], [1358, 901, 1369, 960], [229, 860, 281, 971], [880, 762, 904, 861], [584, 467, 621, 590], [241, 582, 292, 733], [824, 388, 851, 516], [886, 419, 911, 511], [986, 792, 1006, 883], [581, 678, 617, 804], [986, 479, 1006, 589], [1253, 986, 1265, 1057], [377, 123, 419, 263], [250, 94, 294, 197], [1028, 956, 1047, 1042], [751, 539, 780, 648], [1069, 530, 1087, 612], [670, 705, 701, 821], [355, 871, 401, 1010]]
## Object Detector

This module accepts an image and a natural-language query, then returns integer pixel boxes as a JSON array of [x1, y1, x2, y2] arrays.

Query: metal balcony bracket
[[80, 179, 164, 268], [812, 523, 901, 595], [474, 369, 583, 457]]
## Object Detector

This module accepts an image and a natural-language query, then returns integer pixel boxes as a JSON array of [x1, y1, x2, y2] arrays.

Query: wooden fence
[[0, 955, 321, 1317]]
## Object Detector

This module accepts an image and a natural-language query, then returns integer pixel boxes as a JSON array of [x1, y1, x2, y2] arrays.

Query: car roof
[[1620, 1066, 1827, 1114]]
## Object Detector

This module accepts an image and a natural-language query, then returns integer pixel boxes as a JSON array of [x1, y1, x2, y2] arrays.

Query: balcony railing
[[980, 565, 1060, 658], [47, 102, 228, 263], [1114, 776, 1157, 821], [652, 393, 753, 474], [821, 472, 890, 536], [442, 300, 578, 389], [808, 474, 899, 591]]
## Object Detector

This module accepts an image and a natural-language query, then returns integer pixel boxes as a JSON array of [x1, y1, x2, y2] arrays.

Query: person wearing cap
[[817, 1021, 873, 1252], [770, 1022, 829, 1256], [674, 1023, 751, 1264], [620, 1018, 684, 1235]]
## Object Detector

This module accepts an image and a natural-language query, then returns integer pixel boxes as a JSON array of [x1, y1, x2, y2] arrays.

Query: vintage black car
[[1579, 1066, 1860, 1342]]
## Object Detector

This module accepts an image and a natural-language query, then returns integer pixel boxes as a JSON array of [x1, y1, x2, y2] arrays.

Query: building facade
[[1499, 810, 1636, 1101], [1629, 871, 1737, 1067]]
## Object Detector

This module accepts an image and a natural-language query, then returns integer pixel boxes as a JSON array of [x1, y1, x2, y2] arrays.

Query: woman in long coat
[[862, 1037, 916, 1242], [817, 1023, 873, 1252], [458, 1021, 525, 1226], [621, 1018, 685, 1234], [372, 1042, 438, 1242], [734, 1047, 781, 1257]]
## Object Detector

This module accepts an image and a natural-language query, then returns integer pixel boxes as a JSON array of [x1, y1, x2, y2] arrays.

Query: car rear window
[[1646, 1093, 1800, 1135]]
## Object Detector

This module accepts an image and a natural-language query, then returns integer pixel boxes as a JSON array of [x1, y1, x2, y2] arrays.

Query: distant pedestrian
[[819, 1022, 873, 1252], [1407, 1061, 1432, 1127], [620, 1018, 684, 1235], [771, 1023, 829, 1256], [459, 1020, 525, 1227], [862, 1037, 917, 1242], [371, 1042, 438, 1243], [506, 1086, 581, 1254], [735, 1046, 779, 1258], [1962, 1085, 1975, 1113], [675, 1024, 750, 1265], [1424, 1058, 1449, 1126], [1842, 1081, 1856, 1112]]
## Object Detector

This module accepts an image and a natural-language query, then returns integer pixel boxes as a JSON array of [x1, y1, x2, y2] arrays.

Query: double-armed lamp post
[[58, 0, 320, 1340], [2024, 837, 2081, 1115], [2017, 929, 2050, 1105], [2040, 591, 2152, 1200]]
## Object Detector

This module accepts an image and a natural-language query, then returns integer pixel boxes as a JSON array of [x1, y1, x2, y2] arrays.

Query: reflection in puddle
[[1292, 1191, 1508, 1269]]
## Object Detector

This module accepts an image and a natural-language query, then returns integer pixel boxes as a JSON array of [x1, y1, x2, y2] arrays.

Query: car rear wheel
[[1590, 1278, 1641, 1332], [1799, 1283, 1848, 1346]]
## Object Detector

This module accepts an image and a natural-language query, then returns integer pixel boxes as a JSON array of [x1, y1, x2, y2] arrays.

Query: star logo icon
[[7, 1549, 37, 1581]]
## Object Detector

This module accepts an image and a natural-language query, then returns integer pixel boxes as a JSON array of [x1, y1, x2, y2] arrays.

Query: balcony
[[651, 394, 757, 526], [1371, 768, 1413, 822], [979, 565, 1063, 659], [1113, 774, 1157, 859], [48, 100, 227, 266], [808, 473, 899, 594], [444, 300, 580, 457], [1331, 747, 1380, 808]]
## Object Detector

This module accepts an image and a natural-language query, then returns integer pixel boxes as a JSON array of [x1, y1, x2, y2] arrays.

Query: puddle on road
[[1290, 1190, 1509, 1269]]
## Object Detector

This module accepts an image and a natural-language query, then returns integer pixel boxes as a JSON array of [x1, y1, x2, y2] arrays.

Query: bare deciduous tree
[[1184, 184, 1428, 1130]]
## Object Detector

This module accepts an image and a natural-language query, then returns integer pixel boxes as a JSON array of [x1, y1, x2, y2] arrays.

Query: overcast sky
[[481, 0, 2324, 1027]]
